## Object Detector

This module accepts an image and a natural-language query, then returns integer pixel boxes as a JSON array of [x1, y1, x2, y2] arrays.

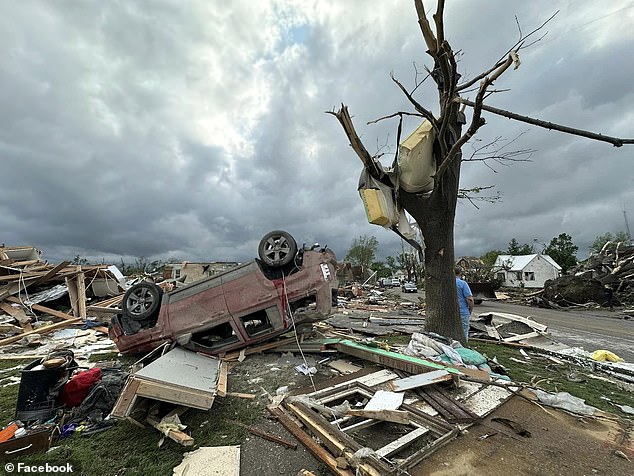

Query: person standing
[[604, 284, 614, 311], [455, 267, 474, 341]]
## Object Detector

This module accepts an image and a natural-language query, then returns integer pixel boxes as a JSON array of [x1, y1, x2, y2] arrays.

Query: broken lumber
[[333, 339, 488, 380], [224, 418, 297, 449], [0, 317, 82, 346], [267, 405, 355, 476], [146, 415, 193, 447], [217, 361, 229, 397], [5, 298, 76, 321], [345, 409, 410, 424]]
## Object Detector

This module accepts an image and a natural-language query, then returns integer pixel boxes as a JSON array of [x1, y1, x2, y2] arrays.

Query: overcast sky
[[1, 1, 633, 266]]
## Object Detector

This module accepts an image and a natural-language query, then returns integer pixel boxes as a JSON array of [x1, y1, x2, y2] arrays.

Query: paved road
[[474, 301, 634, 362], [390, 287, 634, 362]]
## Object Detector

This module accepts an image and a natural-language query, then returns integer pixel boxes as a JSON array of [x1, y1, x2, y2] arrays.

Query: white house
[[493, 254, 561, 288]]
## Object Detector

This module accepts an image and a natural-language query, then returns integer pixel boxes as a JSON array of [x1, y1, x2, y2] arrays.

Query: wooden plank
[[417, 385, 480, 423], [287, 402, 386, 476], [375, 426, 430, 458], [222, 336, 298, 360], [76, 270, 87, 319], [326, 360, 362, 374], [65, 275, 79, 318], [335, 340, 488, 380], [135, 378, 215, 410], [0, 317, 82, 346], [146, 415, 194, 446], [225, 392, 256, 400], [0, 271, 49, 282], [86, 306, 121, 315], [388, 369, 453, 392], [217, 361, 228, 397], [0, 301, 32, 332], [224, 418, 297, 449], [346, 409, 410, 425], [306, 369, 398, 402], [6, 298, 76, 321], [29, 261, 71, 288], [268, 406, 355, 476], [503, 331, 540, 343], [111, 377, 141, 418], [0, 301, 30, 324], [90, 294, 124, 308]]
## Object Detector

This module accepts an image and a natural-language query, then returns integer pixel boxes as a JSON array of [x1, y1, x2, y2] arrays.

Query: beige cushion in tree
[[398, 120, 436, 193]]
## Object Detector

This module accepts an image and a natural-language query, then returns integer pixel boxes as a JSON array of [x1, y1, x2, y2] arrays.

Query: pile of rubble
[[0, 245, 128, 357], [521, 242, 633, 310], [1, 250, 633, 473]]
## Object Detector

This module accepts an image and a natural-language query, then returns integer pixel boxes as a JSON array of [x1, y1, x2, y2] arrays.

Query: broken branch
[[459, 99, 634, 147]]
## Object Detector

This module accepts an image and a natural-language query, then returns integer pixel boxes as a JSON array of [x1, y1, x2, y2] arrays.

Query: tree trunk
[[401, 149, 464, 343]]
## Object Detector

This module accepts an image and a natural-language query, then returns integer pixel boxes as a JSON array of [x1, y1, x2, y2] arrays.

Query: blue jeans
[[460, 314, 470, 341]]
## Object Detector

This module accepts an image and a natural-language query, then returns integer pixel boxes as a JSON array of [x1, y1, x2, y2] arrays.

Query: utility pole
[[624, 208, 632, 242]]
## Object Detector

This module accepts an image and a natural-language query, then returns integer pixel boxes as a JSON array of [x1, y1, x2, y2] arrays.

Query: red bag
[[62, 368, 103, 408]]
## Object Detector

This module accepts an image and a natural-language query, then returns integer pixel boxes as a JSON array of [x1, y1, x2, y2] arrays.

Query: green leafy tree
[[507, 239, 534, 255], [345, 235, 378, 278], [370, 261, 392, 278], [480, 249, 503, 266], [72, 255, 89, 265], [385, 255, 399, 272], [544, 233, 578, 274], [590, 231, 631, 253]]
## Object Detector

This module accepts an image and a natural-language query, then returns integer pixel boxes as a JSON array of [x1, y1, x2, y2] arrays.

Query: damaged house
[[493, 254, 561, 288]]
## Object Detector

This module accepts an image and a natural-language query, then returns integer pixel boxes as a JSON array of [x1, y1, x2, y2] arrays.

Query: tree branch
[[390, 74, 439, 129], [367, 111, 425, 125], [414, 0, 437, 54], [433, 0, 445, 51], [456, 11, 558, 92], [436, 54, 515, 179], [326, 105, 386, 182], [458, 99, 634, 147]]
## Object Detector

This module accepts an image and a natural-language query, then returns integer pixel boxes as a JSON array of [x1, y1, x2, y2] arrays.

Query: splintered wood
[[0, 245, 126, 347]]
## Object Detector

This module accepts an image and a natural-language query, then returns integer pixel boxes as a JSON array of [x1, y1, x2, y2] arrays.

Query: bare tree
[[329, 1, 633, 342]]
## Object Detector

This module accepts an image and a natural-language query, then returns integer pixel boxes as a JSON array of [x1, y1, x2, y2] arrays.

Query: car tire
[[121, 282, 163, 321], [258, 230, 298, 268]]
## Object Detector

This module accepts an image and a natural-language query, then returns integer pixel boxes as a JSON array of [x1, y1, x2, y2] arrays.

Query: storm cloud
[[1, 1, 632, 265]]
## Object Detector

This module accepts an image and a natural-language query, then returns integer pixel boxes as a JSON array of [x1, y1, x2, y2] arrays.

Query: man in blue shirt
[[455, 267, 474, 341]]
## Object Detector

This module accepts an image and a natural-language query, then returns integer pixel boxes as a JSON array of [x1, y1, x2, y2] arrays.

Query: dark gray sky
[[1, 1, 632, 265]]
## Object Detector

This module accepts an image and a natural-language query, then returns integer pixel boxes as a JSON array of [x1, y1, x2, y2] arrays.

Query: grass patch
[[1, 355, 264, 476], [470, 341, 634, 414], [5, 390, 264, 476], [0, 359, 33, 424]]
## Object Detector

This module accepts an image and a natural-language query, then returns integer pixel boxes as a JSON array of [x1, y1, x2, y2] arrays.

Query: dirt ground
[[226, 352, 633, 476], [414, 397, 633, 476], [226, 351, 334, 475]]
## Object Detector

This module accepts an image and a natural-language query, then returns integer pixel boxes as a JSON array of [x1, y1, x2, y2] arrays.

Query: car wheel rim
[[263, 235, 290, 263], [128, 287, 153, 315]]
